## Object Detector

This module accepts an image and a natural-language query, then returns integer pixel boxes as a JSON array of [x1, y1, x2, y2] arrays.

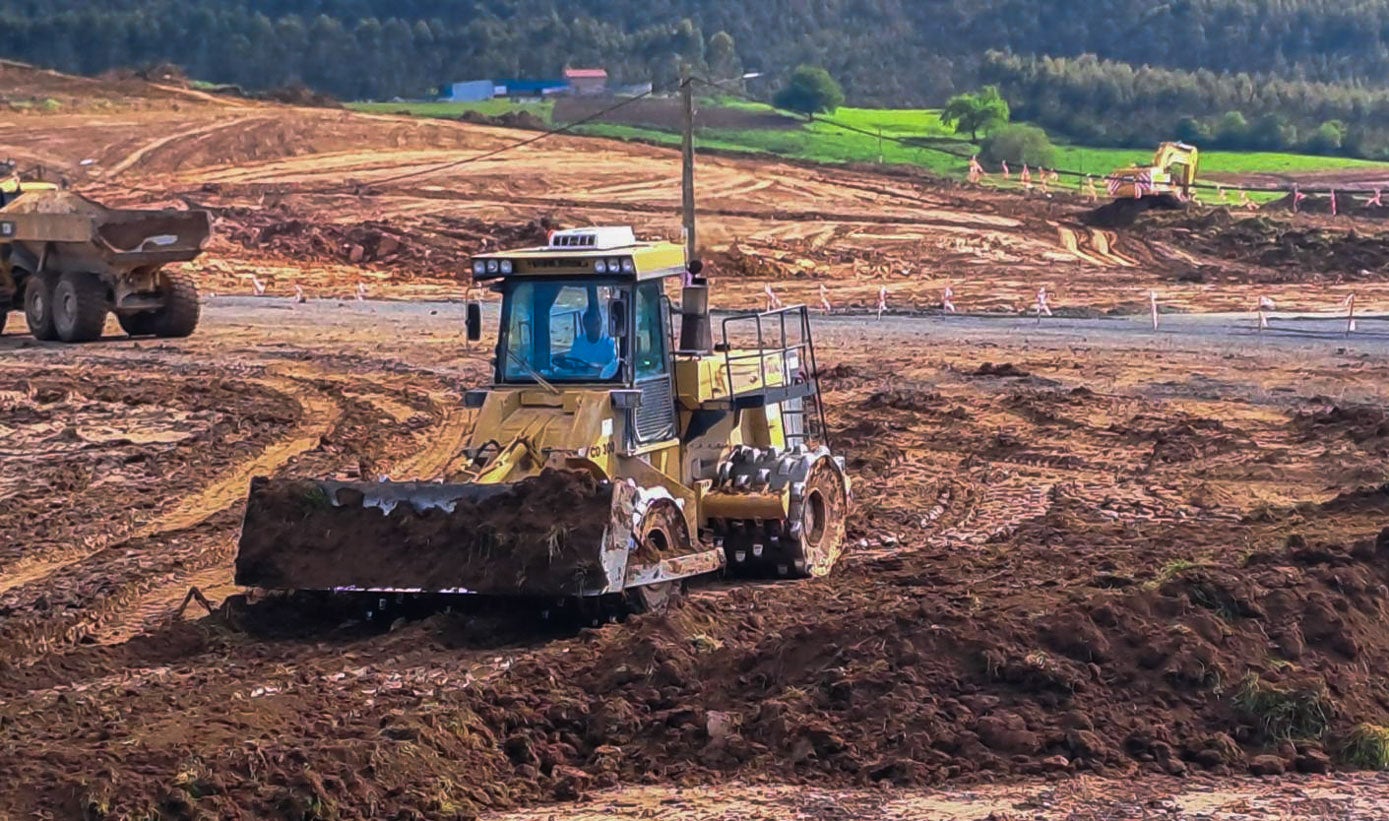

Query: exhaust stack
[[679, 265, 712, 353]]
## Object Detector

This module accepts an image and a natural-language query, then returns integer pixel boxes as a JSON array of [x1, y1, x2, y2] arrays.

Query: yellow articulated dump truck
[[0, 168, 210, 342], [235, 226, 850, 617]]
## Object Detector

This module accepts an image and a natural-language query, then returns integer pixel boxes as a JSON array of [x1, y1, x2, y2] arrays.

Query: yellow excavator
[[234, 227, 849, 614], [1106, 141, 1199, 207]]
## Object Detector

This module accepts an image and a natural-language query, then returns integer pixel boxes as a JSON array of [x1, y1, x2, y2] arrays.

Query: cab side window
[[633, 281, 668, 379]]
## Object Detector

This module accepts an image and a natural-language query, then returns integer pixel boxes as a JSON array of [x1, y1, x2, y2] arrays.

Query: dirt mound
[[1133, 210, 1389, 280], [1264, 191, 1389, 220], [972, 362, 1030, 378], [259, 83, 341, 109], [457, 109, 547, 130], [213, 204, 554, 278], [393, 529, 1389, 808], [235, 469, 617, 594], [1293, 403, 1389, 443], [1081, 197, 1187, 229]]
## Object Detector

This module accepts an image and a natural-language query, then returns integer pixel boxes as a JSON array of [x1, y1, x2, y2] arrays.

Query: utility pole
[[681, 64, 697, 263]]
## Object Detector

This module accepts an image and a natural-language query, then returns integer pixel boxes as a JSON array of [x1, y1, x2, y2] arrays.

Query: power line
[[365, 88, 657, 187]]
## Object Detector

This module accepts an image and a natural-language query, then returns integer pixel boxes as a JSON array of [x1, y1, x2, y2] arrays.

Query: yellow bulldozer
[[235, 227, 849, 615], [1106, 141, 1199, 208]]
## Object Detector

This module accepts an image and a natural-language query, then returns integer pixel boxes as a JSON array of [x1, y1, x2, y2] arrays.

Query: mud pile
[[1136, 209, 1389, 279], [215, 205, 553, 279], [235, 469, 617, 594], [1264, 191, 1389, 219], [710, 239, 896, 280], [441, 525, 1389, 807]]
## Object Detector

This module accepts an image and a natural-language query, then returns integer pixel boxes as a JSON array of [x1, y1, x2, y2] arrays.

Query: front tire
[[23, 272, 58, 341], [784, 458, 849, 578], [53, 271, 108, 343]]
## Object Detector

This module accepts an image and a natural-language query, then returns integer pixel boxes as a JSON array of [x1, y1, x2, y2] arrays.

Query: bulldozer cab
[[473, 228, 684, 385]]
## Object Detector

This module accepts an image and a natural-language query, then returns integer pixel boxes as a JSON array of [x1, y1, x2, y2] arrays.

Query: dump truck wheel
[[53, 272, 108, 343], [22, 272, 58, 341], [117, 312, 155, 337], [148, 270, 199, 338], [784, 458, 848, 579]]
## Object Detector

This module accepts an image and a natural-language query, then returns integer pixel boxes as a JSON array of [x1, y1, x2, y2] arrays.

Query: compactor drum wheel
[[23, 272, 58, 341], [715, 446, 851, 580], [52, 272, 109, 343]]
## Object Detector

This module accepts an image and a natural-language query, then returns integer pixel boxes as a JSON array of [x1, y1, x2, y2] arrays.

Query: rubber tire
[[117, 311, 155, 337], [22, 272, 58, 341], [53, 271, 109, 343], [149, 270, 199, 338]]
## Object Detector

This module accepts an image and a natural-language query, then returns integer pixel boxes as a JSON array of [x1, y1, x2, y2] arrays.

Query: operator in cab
[[564, 305, 619, 378]]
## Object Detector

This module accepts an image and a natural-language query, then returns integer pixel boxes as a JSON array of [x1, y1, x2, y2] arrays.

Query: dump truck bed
[[1, 191, 210, 274]]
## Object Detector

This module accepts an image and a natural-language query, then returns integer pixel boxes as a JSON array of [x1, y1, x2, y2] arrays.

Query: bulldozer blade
[[234, 469, 717, 598]]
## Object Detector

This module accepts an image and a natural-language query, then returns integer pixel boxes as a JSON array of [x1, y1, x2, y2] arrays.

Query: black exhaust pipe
[[679, 261, 712, 353]]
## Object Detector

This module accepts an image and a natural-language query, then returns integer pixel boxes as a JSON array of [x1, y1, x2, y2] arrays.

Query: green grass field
[[354, 97, 1389, 186]]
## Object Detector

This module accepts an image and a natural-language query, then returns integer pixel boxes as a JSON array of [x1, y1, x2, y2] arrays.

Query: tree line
[[10, 0, 1389, 156], [982, 52, 1389, 159]]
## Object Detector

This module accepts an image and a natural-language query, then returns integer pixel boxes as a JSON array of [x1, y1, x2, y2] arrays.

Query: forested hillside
[[7, 0, 1389, 154]]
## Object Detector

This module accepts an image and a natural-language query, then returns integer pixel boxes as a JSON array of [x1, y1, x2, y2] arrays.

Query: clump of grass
[[1340, 723, 1389, 769], [1142, 558, 1200, 590], [690, 633, 723, 653], [1233, 673, 1333, 740]]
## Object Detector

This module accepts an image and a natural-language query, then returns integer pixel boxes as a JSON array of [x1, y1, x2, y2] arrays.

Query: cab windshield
[[501, 280, 624, 383]]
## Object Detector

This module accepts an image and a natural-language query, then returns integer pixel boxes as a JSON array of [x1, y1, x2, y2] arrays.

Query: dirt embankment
[[209, 204, 555, 278], [1093, 206, 1389, 283]]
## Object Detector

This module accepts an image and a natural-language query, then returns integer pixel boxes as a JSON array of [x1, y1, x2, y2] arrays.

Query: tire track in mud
[[89, 377, 471, 647], [103, 115, 271, 179], [0, 372, 343, 659], [0, 373, 338, 599]]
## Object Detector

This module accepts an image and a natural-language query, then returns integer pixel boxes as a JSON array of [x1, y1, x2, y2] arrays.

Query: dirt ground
[[1, 298, 1389, 818], [7, 64, 1389, 819]]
